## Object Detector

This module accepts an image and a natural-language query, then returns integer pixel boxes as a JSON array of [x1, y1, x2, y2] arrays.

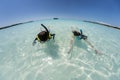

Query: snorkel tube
[[41, 24, 49, 33], [80, 29, 83, 35]]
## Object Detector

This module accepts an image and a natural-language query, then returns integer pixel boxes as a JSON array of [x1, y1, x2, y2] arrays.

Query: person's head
[[38, 31, 48, 41], [39, 31, 46, 35], [72, 30, 81, 36]]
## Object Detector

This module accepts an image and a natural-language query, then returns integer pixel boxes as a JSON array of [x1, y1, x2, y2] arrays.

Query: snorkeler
[[68, 29, 100, 54], [32, 24, 55, 46]]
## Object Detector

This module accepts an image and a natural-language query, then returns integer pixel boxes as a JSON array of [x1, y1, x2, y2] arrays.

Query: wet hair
[[72, 30, 81, 36], [38, 31, 49, 41]]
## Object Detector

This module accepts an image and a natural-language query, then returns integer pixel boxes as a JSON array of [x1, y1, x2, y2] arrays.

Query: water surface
[[0, 19, 120, 80]]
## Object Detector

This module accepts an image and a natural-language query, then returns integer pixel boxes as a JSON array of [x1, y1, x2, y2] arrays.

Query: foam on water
[[0, 19, 120, 80]]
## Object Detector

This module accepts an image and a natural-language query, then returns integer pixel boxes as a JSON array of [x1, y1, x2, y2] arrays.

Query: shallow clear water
[[0, 19, 120, 80]]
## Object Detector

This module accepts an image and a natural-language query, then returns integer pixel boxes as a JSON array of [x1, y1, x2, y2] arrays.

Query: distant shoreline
[[0, 21, 34, 30], [1, 19, 120, 30], [84, 20, 120, 30]]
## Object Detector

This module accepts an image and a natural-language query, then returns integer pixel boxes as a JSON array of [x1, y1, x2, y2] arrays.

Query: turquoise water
[[0, 19, 120, 80]]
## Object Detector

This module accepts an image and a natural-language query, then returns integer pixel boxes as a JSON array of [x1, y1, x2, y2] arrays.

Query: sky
[[0, 0, 120, 27]]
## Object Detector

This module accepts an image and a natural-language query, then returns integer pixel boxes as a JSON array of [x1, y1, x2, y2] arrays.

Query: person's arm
[[51, 34, 55, 40], [32, 38, 37, 46], [68, 35, 75, 54]]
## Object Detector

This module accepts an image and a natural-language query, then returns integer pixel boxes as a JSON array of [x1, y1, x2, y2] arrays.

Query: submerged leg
[[84, 40, 101, 54]]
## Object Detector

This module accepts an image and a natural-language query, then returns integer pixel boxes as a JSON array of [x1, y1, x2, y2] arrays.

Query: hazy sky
[[0, 0, 120, 26]]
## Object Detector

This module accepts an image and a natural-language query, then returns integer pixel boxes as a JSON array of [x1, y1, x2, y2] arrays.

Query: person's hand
[[32, 41, 36, 46]]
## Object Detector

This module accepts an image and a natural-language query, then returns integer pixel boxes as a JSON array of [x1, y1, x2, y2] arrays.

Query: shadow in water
[[44, 40, 59, 59]]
